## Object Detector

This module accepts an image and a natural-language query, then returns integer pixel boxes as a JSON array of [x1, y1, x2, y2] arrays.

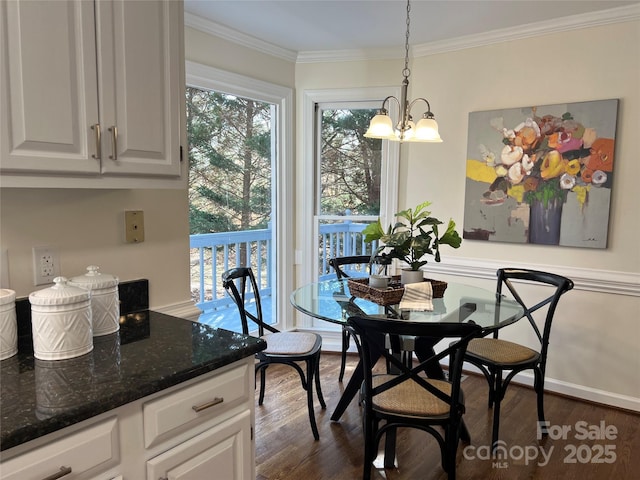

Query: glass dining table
[[290, 278, 525, 422]]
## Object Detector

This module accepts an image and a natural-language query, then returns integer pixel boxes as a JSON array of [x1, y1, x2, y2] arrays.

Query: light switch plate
[[125, 210, 145, 243]]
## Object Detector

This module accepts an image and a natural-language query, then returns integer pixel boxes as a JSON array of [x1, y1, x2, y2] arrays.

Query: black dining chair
[[222, 267, 326, 440], [347, 315, 482, 480], [329, 255, 391, 381], [462, 268, 574, 449]]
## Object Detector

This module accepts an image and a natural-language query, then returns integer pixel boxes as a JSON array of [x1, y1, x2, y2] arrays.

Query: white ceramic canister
[[0, 289, 18, 360], [29, 277, 93, 360], [69, 265, 120, 336]]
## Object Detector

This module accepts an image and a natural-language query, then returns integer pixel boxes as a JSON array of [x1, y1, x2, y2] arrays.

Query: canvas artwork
[[463, 99, 618, 248]]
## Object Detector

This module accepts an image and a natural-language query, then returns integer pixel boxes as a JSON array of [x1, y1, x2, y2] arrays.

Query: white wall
[[295, 20, 640, 410], [0, 188, 192, 313]]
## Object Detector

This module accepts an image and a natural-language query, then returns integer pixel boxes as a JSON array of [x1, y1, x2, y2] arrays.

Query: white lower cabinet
[[0, 358, 255, 480], [146, 409, 253, 480], [0, 417, 119, 480]]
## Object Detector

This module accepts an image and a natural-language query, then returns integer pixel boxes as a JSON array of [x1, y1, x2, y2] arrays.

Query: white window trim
[[186, 61, 294, 330], [298, 87, 401, 329]]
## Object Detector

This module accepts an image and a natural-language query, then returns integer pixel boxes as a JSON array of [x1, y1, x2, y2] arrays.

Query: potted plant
[[362, 201, 462, 284]]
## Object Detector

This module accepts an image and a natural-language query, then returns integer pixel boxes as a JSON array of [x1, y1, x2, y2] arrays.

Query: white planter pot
[[400, 269, 424, 285]]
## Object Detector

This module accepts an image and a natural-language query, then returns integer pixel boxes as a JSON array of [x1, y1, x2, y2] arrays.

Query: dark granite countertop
[[0, 309, 266, 452]]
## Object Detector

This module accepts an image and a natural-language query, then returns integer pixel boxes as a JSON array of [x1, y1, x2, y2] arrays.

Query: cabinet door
[[95, 0, 182, 178], [146, 409, 254, 480], [0, 0, 100, 174]]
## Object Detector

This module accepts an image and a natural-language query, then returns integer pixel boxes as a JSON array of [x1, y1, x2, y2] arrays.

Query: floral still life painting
[[463, 99, 618, 248]]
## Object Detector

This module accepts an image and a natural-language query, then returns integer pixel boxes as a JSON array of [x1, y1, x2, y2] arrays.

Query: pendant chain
[[402, 0, 411, 80]]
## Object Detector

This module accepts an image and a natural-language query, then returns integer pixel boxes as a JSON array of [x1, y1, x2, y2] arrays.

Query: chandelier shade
[[364, 0, 442, 143]]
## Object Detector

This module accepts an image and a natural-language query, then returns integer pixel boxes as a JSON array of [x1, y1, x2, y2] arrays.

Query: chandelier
[[364, 0, 442, 143]]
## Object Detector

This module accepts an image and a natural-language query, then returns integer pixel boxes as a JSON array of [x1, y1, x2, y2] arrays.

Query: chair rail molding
[[424, 257, 640, 297]]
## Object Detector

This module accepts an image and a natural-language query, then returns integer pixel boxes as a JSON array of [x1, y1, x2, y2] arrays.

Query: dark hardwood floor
[[254, 352, 639, 480]]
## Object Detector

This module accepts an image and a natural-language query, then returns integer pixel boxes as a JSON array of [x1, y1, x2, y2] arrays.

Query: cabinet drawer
[[0, 417, 118, 480], [143, 362, 250, 448], [146, 409, 253, 480]]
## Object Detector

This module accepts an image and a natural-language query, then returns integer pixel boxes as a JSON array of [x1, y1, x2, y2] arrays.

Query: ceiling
[[183, 0, 638, 54]]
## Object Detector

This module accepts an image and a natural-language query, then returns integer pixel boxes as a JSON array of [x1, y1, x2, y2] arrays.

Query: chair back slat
[[329, 255, 392, 279], [348, 316, 482, 414], [496, 268, 574, 360], [222, 267, 278, 336]]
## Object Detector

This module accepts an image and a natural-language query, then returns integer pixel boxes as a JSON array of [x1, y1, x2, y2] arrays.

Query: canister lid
[[0, 289, 16, 305], [69, 265, 119, 290], [29, 277, 90, 306]]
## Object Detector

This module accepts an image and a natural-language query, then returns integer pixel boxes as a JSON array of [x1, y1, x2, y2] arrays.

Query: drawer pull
[[192, 397, 224, 412], [41, 466, 72, 480]]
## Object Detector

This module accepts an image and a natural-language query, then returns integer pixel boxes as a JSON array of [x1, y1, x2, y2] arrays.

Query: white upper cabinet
[[1, 0, 100, 175], [0, 0, 185, 188]]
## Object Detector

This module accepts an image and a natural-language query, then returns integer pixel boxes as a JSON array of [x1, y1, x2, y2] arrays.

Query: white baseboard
[[316, 332, 640, 413], [154, 301, 202, 321], [507, 370, 640, 413]]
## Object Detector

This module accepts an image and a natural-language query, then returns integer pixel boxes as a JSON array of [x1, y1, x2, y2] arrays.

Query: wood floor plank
[[254, 352, 640, 479]]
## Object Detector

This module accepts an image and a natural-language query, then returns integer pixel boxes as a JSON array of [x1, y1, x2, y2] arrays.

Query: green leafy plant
[[362, 201, 462, 271]]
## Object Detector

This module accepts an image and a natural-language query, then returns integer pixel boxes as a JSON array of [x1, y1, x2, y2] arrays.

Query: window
[[186, 61, 293, 332], [299, 88, 400, 330], [315, 102, 383, 280]]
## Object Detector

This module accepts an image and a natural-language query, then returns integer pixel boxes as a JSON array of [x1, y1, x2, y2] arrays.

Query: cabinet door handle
[[192, 397, 224, 412], [108, 125, 118, 160], [41, 466, 72, 480], [91, 124, 101, 159]]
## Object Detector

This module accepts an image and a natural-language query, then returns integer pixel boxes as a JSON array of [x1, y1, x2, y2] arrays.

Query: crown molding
[[296, 46, 401, 64], [413, 3, 640, 57], [184, 12, 298, 63], [186, 4, 640, 65]]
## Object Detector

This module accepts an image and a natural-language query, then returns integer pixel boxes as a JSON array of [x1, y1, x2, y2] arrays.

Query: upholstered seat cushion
[[262, 332, 318, 355], [372, 374, 452, 417], [467, 337, 539, 365]]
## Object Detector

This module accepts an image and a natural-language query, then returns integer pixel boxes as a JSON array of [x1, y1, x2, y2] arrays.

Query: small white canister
[[0, 289, 18, 360], [29, 277, 93, 360], [69, 265, 120, 336]]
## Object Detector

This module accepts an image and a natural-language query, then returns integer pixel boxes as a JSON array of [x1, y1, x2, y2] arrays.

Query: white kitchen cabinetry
[[0, 0, 185, 188], [0, 358, 255, 480], [0, 417, 120, 480], [146, 410, 253, 480]]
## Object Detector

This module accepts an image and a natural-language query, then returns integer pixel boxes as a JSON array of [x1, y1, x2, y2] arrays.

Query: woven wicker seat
[[373, 375, 452, 417], [262, 331, 319, 355], [467, 337, 538, 365], [222, 267, 326, 440], [348, 315, 482, 480], [462, 268, 573, 450]]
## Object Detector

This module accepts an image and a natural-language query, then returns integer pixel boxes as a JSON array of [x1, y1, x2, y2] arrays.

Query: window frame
[[298, 87, 401, 328], [186, 61, 294, 331]]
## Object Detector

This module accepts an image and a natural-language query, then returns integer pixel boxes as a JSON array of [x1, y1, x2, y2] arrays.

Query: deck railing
[[190, 219, 377, 315]]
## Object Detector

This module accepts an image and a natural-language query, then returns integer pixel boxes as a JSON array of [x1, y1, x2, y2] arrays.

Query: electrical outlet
[[33, 246, 60, 286]]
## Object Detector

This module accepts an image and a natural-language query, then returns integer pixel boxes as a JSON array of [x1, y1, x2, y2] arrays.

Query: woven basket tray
[[347, 276, 447, 306]]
